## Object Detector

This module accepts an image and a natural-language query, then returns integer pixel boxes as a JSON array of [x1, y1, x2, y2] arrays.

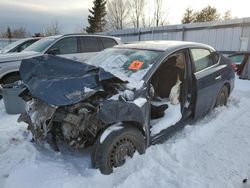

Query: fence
[[102, 17, 250, 53]]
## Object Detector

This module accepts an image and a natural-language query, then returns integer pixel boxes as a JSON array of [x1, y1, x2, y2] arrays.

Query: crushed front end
[[18, 55, 148, 150]]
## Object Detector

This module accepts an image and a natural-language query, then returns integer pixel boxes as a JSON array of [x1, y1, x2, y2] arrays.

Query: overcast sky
[[0, 0, 249, 35]]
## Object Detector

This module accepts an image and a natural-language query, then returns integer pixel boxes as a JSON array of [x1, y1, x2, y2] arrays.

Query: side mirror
[[48, 48, 60, 55]]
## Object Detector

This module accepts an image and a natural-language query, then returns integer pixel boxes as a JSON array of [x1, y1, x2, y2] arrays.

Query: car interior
[[149, 51, 187, 135]]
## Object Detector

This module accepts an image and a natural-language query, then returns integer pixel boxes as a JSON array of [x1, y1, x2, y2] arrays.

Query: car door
[[46, 37, 79, 60], [190, 48, 225, 119], [99, 37, 118, 49], [76, 36, 101, 62], [229, 53, 248, 70]]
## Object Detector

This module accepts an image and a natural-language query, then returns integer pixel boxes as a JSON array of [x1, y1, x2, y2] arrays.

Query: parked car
[[228, 52, 250, 71], [0, 34, 121, 84], [18, 41, 235, 174], [0, 38, 41, 54], [229, 52, 250, 79]]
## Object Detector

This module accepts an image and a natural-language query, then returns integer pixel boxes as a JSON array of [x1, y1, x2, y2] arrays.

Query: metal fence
[[101, 17, 250, 53]]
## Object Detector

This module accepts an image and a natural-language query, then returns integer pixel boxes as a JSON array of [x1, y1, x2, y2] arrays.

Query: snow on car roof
[[115, 40, 215, 52]]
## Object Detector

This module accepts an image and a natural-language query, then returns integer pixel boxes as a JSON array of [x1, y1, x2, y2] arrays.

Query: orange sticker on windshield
[[129, 60, 144, 70]]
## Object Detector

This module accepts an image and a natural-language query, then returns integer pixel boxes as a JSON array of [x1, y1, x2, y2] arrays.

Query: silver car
[[0, 34, 121, 84], [0, 38, 41, 54]]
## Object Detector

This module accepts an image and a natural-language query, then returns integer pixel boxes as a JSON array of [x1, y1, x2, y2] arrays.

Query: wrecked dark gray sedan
[[18, 41, 235, 174]]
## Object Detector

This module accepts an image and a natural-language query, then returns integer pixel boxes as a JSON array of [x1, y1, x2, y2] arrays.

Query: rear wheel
[[91, 126, 145, 174], [216, 85, 229, 106]]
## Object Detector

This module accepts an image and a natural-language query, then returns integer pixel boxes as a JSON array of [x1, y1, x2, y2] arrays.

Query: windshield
[[85, 48, 163, 83], [23, 37, 56, 53], [1, 39, 24, 52]]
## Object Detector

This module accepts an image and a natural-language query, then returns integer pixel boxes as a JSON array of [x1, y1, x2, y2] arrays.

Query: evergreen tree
[[86, 0, 107, 33], [7, 26, 12, 39], [194, 5, 220, 22]]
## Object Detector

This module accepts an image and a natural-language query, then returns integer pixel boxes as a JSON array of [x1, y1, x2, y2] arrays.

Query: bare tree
[[106, 0, 130, 30], [141, 1, 155, 28], [73, 25, 87, 33], [12, 27, 28, 38], [45, 21, 61, 36], [141, 12, 147, 28], [181, 8, 195, 24], [223, 10, 232, 20], [130, 0, 145, 28], [154, 0, 167, 27]]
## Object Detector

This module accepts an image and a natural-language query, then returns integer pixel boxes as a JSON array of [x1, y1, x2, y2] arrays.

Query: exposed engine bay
[[18, 55, 148, 149]]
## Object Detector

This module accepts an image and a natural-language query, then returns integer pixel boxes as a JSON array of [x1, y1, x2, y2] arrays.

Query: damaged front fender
[[97, 99, 147, 125]]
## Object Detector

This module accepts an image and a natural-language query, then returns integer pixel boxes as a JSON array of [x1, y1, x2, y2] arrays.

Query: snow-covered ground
[[1, 78, 250, 188]]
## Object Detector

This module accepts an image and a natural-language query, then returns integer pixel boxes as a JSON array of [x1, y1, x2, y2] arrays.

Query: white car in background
[[0, 34, 121, 84], [0, 38, 41, 54]]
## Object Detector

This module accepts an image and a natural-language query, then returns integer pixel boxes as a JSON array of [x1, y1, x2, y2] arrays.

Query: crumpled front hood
[[20, 55, 121, 106], [0, 51, 40, 63]]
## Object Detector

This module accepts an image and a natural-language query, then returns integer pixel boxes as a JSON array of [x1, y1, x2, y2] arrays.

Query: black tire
[[91, 126, 146, 174], [216, 85, 229, 107], [2, 74, 20, 84]]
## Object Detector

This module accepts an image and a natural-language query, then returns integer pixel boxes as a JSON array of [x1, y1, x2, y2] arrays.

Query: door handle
[[215, 75, 222, 80]]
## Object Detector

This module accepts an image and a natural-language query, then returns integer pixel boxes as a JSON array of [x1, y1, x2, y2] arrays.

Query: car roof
[[45, 35, 63, 39], [16, 38, 36, 42], [42, 34, 121, 43], [114, 40, 215, 52], [59, 33, 121, 41]]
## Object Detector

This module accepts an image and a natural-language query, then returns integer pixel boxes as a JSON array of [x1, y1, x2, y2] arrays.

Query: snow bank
[[1, 78, 250, 188]]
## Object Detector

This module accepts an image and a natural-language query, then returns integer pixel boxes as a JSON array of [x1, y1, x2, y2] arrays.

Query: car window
[[80, 37, 99, 52], [50, 37, 77, 55], [1, 39, 24, 51], [191, 48, 216, 72], [229, 54, 245, 64], [100, 38, 117, 49], [24, 37, 56, 52], [15, 40, 36, 52]]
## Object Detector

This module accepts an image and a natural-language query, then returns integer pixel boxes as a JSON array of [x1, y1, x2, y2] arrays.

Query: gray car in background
[[0, 38, 41, 54], [0, 34, 121, 84]]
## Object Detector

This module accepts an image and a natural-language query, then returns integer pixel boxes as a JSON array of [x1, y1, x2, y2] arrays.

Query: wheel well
[[0, 72, 20, 84], [122, 121, 146, 136], [95, 121, 145, 146]]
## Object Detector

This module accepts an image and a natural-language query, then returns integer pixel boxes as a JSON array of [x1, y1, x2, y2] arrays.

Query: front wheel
[[216, 85, 229, 106], [91, 126, 146, 174]]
